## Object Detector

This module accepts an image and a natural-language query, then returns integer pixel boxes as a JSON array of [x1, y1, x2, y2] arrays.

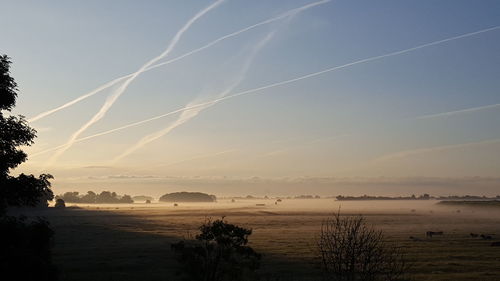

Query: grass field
[[26, 199, 500, 280]]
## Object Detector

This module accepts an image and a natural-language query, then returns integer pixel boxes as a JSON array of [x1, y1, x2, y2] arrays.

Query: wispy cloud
[[415, 103, 500, 120], [374, 138, 500, 162], [27, 0, 330, 123], [30, 25, 499, 159], [42, 0, 225, 169], [112, 31, 277, 163]]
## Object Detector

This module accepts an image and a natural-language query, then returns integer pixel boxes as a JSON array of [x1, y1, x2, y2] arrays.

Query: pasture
[[33, 199, 500, 280]]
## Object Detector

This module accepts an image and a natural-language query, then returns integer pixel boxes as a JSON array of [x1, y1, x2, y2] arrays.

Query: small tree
[[171, 217, 261, 281], [54, 199, 65, 208], [317, 211, 408, 281]]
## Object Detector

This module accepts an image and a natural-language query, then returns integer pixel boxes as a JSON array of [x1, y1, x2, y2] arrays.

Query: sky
[[1, 0, 500, 196]]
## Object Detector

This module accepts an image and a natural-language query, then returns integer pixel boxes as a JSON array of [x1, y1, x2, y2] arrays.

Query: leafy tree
[[0, 55, 54, 214], [171, 217, 261, 281], [119, 194, 133, 203], [0, 55, 57, 280], [81, 191, 97, 203]]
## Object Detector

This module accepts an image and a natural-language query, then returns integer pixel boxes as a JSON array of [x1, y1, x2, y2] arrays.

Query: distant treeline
[[438, 200, 500, 207], [436, 195, 500, 200], [56, 191, 133, 204], [336, 194, 500, 201], [159, 192, 216, 202], [229, 194, 321, 200], [336, 194, 432, 201]]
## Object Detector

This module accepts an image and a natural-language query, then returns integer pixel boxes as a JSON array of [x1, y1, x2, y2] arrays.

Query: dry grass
[[26, 199, 500, 280]]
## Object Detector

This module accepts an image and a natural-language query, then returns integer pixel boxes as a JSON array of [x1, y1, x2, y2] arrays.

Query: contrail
[[374, 138, 500, 162], [30, 25, 499, 158], [111, 102, 214, 163], [27, 0, 331, 123], [43, 0, 225, 169], [415, 103, 500, 120], [112, 31, 276, 163], [28, 77, 126, 123]]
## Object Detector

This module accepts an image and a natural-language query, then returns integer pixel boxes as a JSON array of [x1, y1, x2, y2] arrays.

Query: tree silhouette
[[0, 55, 54, 213], [0, 55, 57, 280], [171, 217, 261, 281], [317, 211, 409, 281]]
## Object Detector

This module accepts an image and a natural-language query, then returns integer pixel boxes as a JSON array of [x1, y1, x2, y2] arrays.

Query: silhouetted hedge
[[159, 192, 216, 202]]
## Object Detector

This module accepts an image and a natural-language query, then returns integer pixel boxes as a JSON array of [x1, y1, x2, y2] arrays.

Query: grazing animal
[[409, 236, 422, 241], [491, 242, 500, 247], [470, 233, 479, 238], [426, 231, 444, 238], [480, 234, 493, 240]]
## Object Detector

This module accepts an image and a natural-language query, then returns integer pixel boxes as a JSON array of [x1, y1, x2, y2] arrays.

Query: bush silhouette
[[171, 217, 261, 281], [54, 199, 65, 208], [317, 211, 409, 281]]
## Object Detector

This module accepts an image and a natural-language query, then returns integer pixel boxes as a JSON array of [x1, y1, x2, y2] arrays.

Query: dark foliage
[[317, 211, 409, 281], [171, 218, 261, 281], [0, 216, 57, 281], [0, 115, 36, 176], [54, 199, 65, 208], [0, 55, 17, 111], [160, 191, 216, 202], [56, 190, 134, 203], [0, 55, 57, 280], [0, 55, 54, 214], [1, 174, 54, 210]]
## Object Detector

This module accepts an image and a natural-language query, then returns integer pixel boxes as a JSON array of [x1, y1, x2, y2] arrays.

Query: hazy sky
[[2, 0, 500, 195]]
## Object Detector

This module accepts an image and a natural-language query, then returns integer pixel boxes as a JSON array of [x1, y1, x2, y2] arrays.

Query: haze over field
[[2, 0, 499, 196]]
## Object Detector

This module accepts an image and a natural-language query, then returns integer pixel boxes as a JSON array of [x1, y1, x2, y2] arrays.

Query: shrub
[[317, 211, 409, 281], [54, 199, 65, 208], [171, 218, 261, 281]]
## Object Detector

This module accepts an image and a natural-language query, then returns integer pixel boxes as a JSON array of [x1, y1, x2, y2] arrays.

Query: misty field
[[35, 199, 500, 281]]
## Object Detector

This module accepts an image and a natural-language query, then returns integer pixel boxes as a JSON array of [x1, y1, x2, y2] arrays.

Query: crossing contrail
[[27, 0, 331, 123], [112, 31, 276, 163], [415, 103, 500, 120], [30, 25, 500, 159], [42, 0, 225, 169]]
